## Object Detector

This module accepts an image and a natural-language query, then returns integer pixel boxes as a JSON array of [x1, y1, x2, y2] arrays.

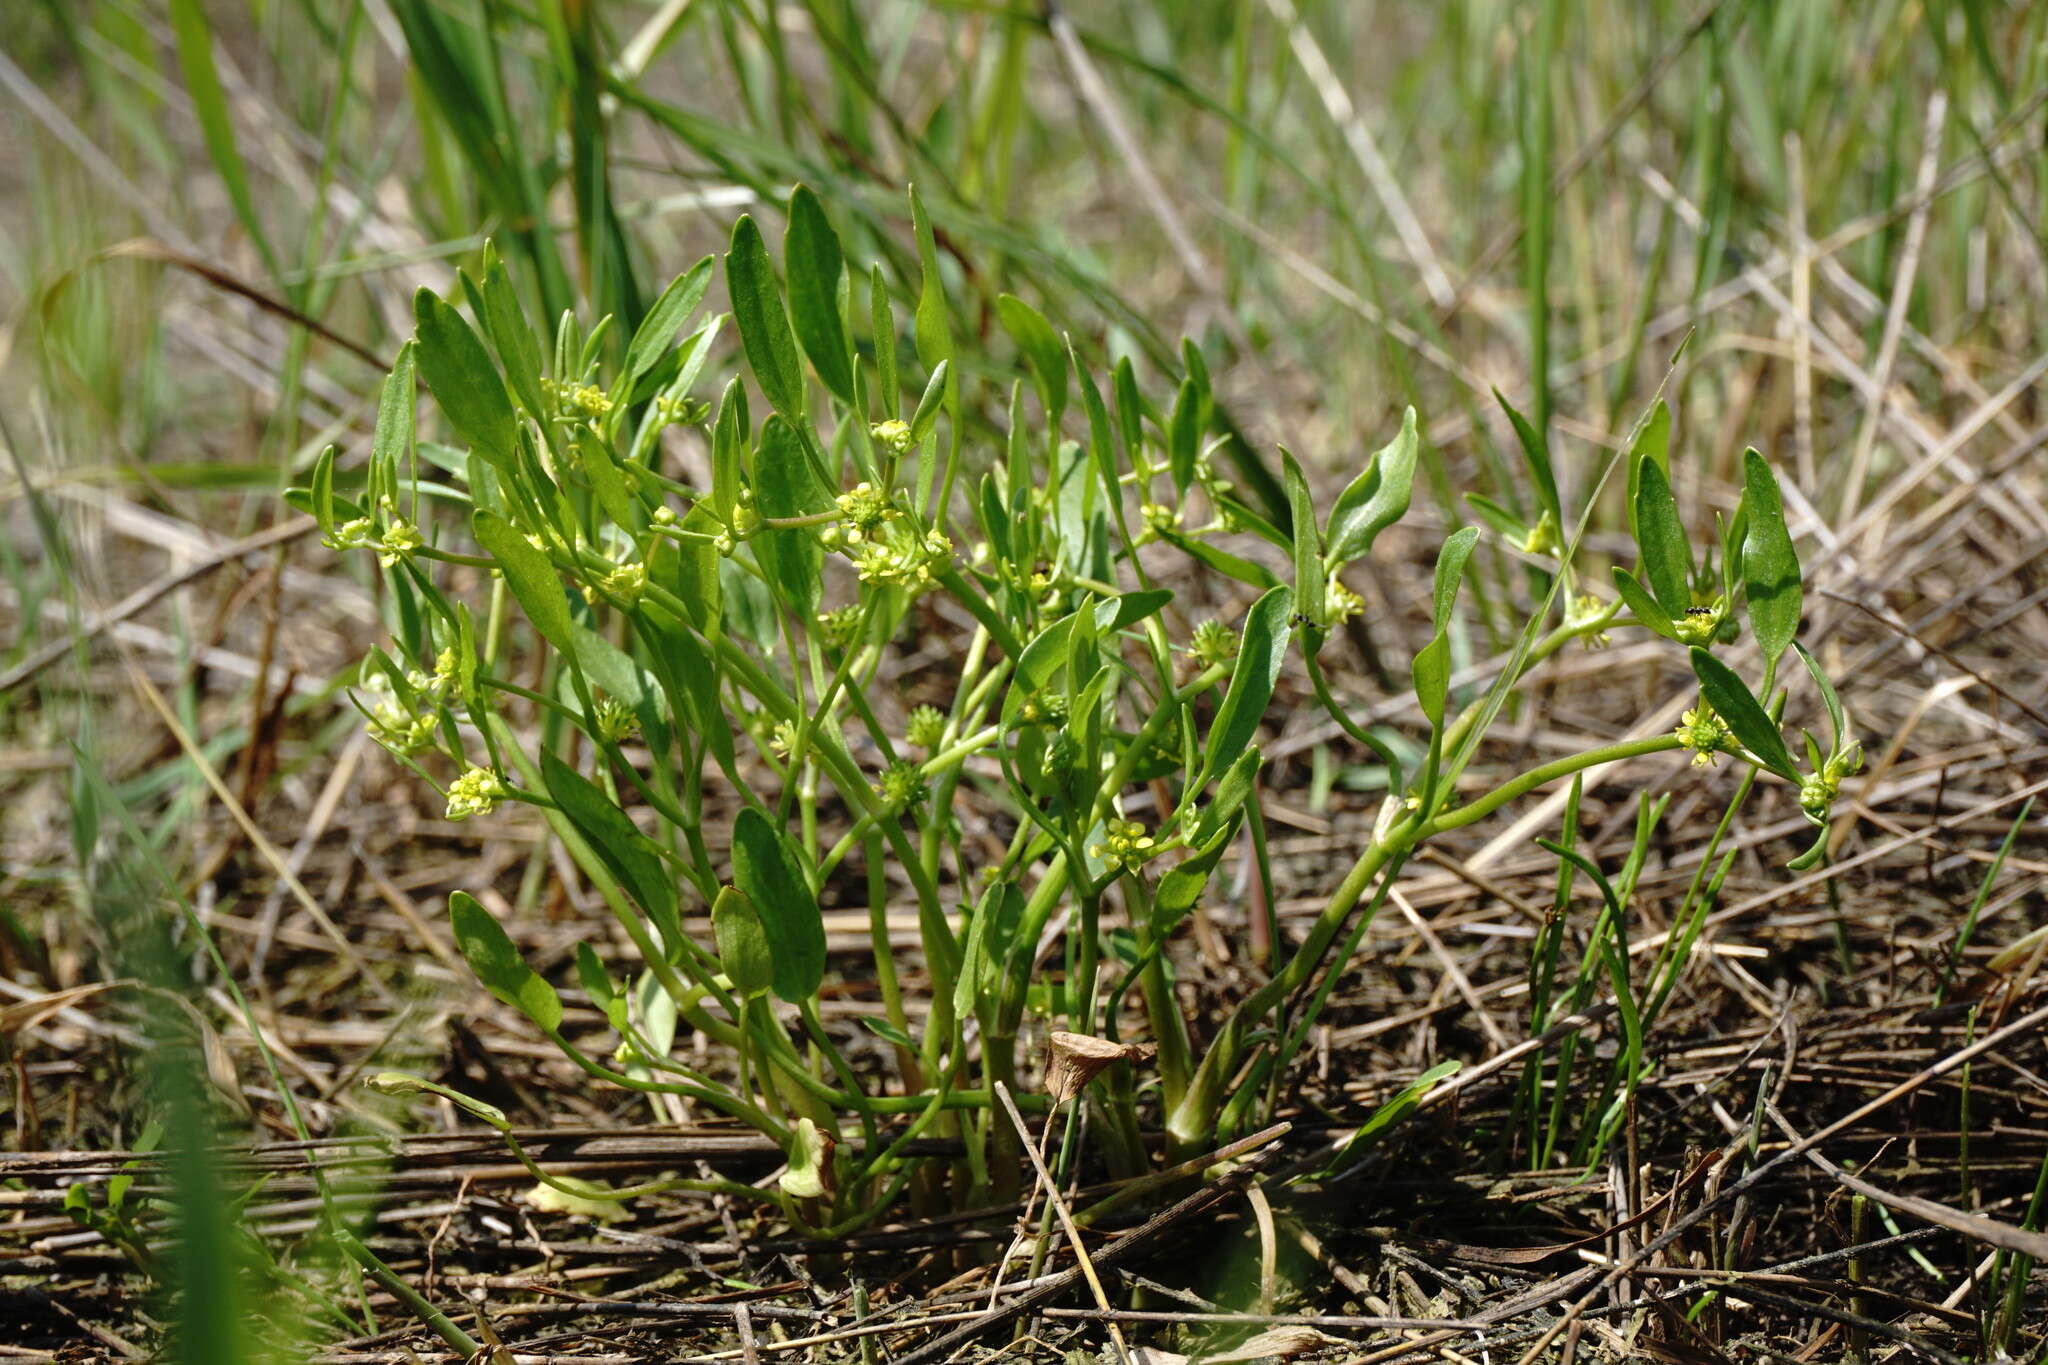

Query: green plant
[[303, 185, 1857, 1226]]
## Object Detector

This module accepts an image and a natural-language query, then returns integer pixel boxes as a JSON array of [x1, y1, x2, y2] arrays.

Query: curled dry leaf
[[779, 1117, 837, 1200], [1207, 1326, 1347, 1361], [1044, 1030, 1157, 1105]]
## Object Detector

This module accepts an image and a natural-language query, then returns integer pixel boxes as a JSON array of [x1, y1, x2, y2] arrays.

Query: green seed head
[[878, 760, 930, 812], [1188, 618, 1239, 670], [905, 704, 946, 750]]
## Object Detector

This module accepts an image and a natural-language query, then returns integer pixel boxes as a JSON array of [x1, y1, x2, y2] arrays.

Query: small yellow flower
[[1673, 603, 1723, 646], [1674, 705, 1730, 768], [1089, 819, 1157, 872], [445, 767, 505, 821], [869, 418, 913, 454]]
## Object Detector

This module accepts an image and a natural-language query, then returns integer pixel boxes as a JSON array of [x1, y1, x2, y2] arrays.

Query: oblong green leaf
[[1610, 567, 1677, 640], [1495, 389, 1560, 526], [415, 289, 519, 472], [1740, 449, 1801, 664], [540, 751, 681, 951], [372, 342, 419, 492], [753, 417, 832, 617], [1154, 821, 1237, 933], [1167, 379, 1201, 494], [725, 215, 805, 419], [1689, 649, 1799, 780], [907, 185, 956, 412], [169, 0, 276, 274], [1430, 526, 1481, 632], [625, 256, 714, 386], [477, 245, 544, 419], [712, 886, 774, 999], [730, 808, 826, 1003], [1632, 460, 1693, 617], [472, 510, 574, 654], [1794, 642, 1847, 754], [1624, 399, 1671, 547], [450, 890, 562, 1033], [996, 294, 1068, 424], [1201, 585, 1293, 786], [1283, 448, 1321, 629], [1412, 631, 1452, 729], [1328, 406, 1419, 564], [785, 188, 854, 403]]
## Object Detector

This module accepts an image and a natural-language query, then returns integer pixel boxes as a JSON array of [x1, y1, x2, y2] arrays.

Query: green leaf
[[1327, 406, 1419, 564], [753, 417, 832, 617], [570, 622, 656, 714], [1430, 526, 1481, 633], [909, 361, 949, 444], [373, 342, 418, 490], [1495, 390, 1560, 526], [1690, 649, 1799, 780], [996, 294, 1068, 424], [311, 444, 337, 539], [711, 378, 747, 525], [1611, 567, 1678, 641], [1463, 492, 1527, 542], [577, 433, 639, 532], [625, 256, 714, 387], [870, 266, 899, 417], [862, 1016, 917, 1051], [1282, 448, 1322, 629], [1624, 399, 1671, 547], [1412, 632, 1453, 729], [953, 881, 1019, 1024], [1632, 459, 1693, 618], [1095, 589, 1174, 633], [1201, 586, 1293, 787], [574, 942, 616, 1009], [1318, 1060, 1461, 1178], [449, 891, 562, 1033], [1156, 528, 1281, 591], [1014, 610, 1081, 694], [725, 216, 805, 419], [414, 289, 520, 472], [730, 807, 826, 1003], [1794, 642, 1847, 754], [1413, 528, 1479, 730], [1167, 379, 1201, 494], [712, 886, 774, 999], [1113, 357, 1146, 471], [1074, 354, 1123, 512], [168, 0, 277, 276], [1740, 449, 1801, 664], [1193, 745, 1261, 847], [540, 751, 682, 950], [784, 188, 854, 404], [908, 185, 956, 413], [477, 245, 545, 420], [472, 510, 575, 655], [1153, 821, 1237, 933]]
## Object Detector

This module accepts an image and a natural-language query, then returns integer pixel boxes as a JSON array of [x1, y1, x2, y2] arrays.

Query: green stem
[[1419, 736, 1690, 838]]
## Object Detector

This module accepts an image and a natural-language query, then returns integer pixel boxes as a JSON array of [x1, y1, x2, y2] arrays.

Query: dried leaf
[[1044, 1031, 1156, 1106]]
